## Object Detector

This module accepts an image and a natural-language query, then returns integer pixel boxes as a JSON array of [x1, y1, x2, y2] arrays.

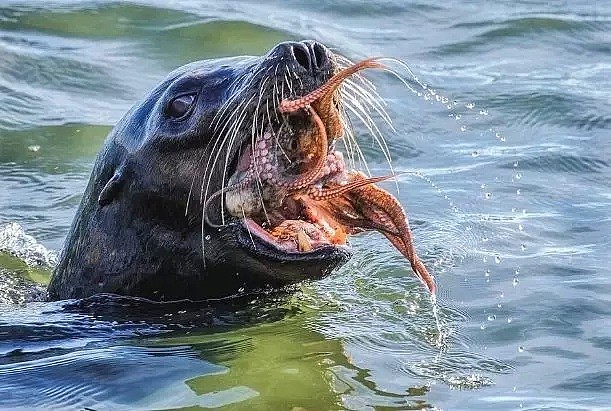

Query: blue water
[[0, 1, 610, 409]]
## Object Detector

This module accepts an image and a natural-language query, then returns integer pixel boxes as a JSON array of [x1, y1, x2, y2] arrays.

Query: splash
[[0, 222, 57, 267]]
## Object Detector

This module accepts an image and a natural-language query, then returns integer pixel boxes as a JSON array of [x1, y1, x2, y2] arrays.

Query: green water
[[1, 1, 610, 410]]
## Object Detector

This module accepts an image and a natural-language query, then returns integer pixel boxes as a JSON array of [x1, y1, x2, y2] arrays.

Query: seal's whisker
[[201, 98, 248, 209], [242, 205, 256, 250], [376, 57, 426, 91], [202, 95, 254, 227], [342, 80, 394, 132], [346, 74, 386, 108], [334, 54, 354, 68], [211, 72, 250, 131], [225, 76, 267, 224], [332, 54, 398, 186], [342, 97, 396, 188], [272, 68, 282, 125], [335, 55, 386, 104], [254, 166, 271, 226], [200, 63, 267, 256], [342, 101, 376, 177], [338, 106, 358, 170], [340, 87, 396, 187], [250, 84, 271, 226], [186, 147, 212, 216], [284, 73, 294, 97], [275, 122, 292, 164], [380, 67, 420, 95], [211, 65, 268, 132], [217, 97, 254, 224], [340, 83, 395, 178], [207, 97, 251, 185], [340, 89, 387, 154]]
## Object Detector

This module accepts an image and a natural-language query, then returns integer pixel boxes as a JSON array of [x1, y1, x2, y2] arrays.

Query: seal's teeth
[[296, 229, 313, 252]]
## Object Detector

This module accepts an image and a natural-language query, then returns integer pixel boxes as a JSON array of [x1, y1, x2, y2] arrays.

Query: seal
[[48, 40, 435, 301]]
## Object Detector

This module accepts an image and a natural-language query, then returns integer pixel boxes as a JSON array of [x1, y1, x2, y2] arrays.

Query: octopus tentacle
[[305, 174, 396, 201], [269, 105, 328, 191], [347, 171, 436, 294], [279, 58, 384, 113]]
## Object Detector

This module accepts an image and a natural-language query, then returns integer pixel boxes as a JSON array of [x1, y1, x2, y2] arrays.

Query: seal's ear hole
[[98, 169, 126, 207], [166, 94, 196, 120]]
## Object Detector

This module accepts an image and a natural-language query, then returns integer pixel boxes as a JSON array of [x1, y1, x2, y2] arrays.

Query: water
[[1, 1, 610, 409]]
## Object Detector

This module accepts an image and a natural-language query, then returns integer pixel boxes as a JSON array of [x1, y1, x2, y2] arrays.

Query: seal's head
[[49, 41, 354, 301]]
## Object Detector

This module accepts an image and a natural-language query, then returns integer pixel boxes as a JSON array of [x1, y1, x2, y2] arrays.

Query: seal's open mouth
[[210, 57, 436, 294]]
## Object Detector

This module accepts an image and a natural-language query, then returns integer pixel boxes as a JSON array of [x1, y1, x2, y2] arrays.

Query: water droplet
[[460, 125, 467, 132], [441, 97, 449, 104], [483, 256, 488, 263], [479, 109, 489, 116], [495, 132, 502, 139], [521, 244, 526, 251], [205, 235, 211, 240], [481, 183, 486, 189], [485, 192, 492, 199], [480, 323, 486, 330], [499, 292, 504, 298], [482, 236, 489, 242], [487, 314, 496, 321], [471, 150, 479, 157], [507, 317, 513, 323], [455, 114, 462, 120], [446, 104, 452, 109], [513, 277, 520, 287], [518, 346, 524, 353], [497, 303, 502, 308], [28, 145, 41, 152], [485, 269, 490, 277], [466, 102, 475, 109], [435, 95, 441, 102], [516, 189, 521, 195], [495, 255, 502, 264], [513, 161, 519, 168], [515, 172, 522, 180], [518, 224, 524, 231], [515, 268, 520, 275]]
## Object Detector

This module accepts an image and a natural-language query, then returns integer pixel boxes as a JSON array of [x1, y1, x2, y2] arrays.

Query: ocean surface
[[1, 1, 610, 409]]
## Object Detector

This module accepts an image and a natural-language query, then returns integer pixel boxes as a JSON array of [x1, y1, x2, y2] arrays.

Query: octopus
[[213, 58, 436, 295]]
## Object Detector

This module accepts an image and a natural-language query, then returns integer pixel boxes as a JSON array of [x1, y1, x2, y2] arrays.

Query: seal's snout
[[283, 40, 332, 74]]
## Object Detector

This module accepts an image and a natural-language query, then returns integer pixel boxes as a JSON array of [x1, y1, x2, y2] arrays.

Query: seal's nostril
[[292, 44, 311, 71], [311, 42, 328, 70]]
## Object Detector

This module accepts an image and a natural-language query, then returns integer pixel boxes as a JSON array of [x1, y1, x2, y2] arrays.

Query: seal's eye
[[167, 94, 196, 119]]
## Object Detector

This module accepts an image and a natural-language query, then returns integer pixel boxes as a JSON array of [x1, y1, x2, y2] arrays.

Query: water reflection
[[0, 292, 440, 409]]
